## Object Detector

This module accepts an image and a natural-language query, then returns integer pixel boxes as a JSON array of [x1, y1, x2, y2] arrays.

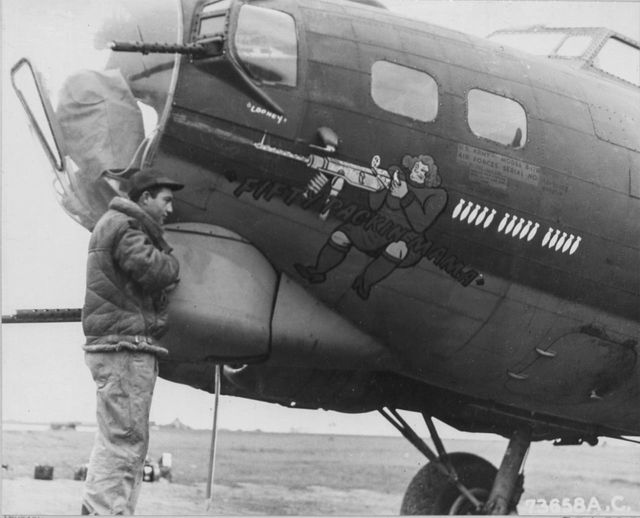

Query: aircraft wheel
[[400, 452, 497, 515]]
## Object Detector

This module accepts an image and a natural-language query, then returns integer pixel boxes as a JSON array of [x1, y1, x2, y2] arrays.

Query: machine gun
[[254, 138, 392, 193], [1, 308, 82, 324]]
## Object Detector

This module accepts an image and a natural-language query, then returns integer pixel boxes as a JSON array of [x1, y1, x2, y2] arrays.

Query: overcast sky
[[2, 0, 639, 434]]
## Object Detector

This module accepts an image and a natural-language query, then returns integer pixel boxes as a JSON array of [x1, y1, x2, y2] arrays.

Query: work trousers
[[82, 351, 158, 515]]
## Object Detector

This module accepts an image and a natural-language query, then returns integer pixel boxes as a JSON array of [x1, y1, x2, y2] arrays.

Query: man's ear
[[139, 191, 150, 204]]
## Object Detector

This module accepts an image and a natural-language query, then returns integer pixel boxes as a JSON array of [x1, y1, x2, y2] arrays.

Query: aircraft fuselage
[[16, 0, 640, 438]]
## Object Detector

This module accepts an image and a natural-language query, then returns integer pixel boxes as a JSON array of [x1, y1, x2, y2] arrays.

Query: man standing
[[81, 168, 183, 515]]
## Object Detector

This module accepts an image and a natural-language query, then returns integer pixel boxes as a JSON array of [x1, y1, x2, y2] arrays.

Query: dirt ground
[[1, 429, 413, 515], [2, 429, 639, 515], [2, 478, 401, 515]]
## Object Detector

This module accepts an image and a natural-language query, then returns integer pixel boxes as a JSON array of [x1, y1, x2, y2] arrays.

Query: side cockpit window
[[371, 61, 438, 122], [198, 0, 231, 37], [592, 37, 640, 87], [234, 5, 298, 87], [467, 89, 527, 148], [556, 35, 593, 57]]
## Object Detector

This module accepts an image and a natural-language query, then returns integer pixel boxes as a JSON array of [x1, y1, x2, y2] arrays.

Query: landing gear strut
[[484, 427, 530, 515], [379, 408, 529, 515]]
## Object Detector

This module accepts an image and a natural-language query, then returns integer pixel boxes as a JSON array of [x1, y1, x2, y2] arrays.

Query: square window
[[468, 89, 527, 148], [371, 61, 438, 122]]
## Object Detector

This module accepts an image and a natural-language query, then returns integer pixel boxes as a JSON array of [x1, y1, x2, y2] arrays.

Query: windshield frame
[[227, 2, 300, 89]]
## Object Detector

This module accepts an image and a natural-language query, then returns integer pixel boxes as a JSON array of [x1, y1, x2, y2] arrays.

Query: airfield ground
[[2, 429, 639, 515]]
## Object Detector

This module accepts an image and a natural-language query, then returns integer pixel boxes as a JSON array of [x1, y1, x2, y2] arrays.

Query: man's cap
[[128, 167, 184, 200]]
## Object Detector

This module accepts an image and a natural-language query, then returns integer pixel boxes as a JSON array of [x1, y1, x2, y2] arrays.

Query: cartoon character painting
[[295, 153, 447, 299]]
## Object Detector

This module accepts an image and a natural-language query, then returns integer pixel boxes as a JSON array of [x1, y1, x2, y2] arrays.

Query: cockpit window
[[234, 5, 297, 87], [199, 0, 230, 37], [467, 89, 527, 148], [371, 61, 438, 122], [556, 35, 593, 57], [202, 0, 231, 13], [593, 37, 640, 86]]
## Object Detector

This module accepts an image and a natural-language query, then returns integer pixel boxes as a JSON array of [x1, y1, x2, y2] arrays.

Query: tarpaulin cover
[[56, 69, 145, 181], [55, 69, 146, 228]]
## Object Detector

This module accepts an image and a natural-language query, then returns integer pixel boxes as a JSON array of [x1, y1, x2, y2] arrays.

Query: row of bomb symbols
[[451, 199, 497, 228], [451, 198, 582, 255], [541, 228, 582, 255]]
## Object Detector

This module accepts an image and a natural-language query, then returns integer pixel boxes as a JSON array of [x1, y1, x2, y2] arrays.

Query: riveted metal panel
[[505, 331, 636, 405], [306, 62, 367, 111], [398, 29, 446, 62], [530, 88, 593, 135], [307, 32, 360, 71], [350, 14, 401, 50], [532, 118, 629, 193], [300, 7, 354, 40], [589, 102, 640, 152], [630, 152, 640, 198]]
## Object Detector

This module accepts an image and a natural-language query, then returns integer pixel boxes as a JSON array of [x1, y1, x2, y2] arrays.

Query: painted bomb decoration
[[451, 196, 583, 255]]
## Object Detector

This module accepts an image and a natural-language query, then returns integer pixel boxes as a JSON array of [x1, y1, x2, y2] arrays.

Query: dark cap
[[128, 167, 184, 201]]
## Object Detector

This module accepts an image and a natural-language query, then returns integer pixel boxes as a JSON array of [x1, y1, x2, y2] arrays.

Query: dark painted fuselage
[[150, 0, 640, 436], [22, 0, 640, 438]]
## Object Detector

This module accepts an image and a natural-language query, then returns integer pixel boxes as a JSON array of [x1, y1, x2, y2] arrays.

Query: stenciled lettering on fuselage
[[457, 143, 540, 190], [456, 143, 569, 196], [246, 102, 288, 125], [232, 153, 479, 299]]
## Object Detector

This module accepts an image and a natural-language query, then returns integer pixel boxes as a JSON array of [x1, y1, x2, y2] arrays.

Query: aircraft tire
[[399, 452, 497, 515]]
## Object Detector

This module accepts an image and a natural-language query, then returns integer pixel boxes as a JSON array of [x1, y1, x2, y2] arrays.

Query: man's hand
[[370, 155, 392, 191], [370, 155, 381, 173], [390, 170, 408, 198]]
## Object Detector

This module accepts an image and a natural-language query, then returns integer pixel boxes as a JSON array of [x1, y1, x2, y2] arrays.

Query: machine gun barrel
[[254, 140, 391, 192], [109, 39, 222, 57], [1, 308, 82, 324]]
